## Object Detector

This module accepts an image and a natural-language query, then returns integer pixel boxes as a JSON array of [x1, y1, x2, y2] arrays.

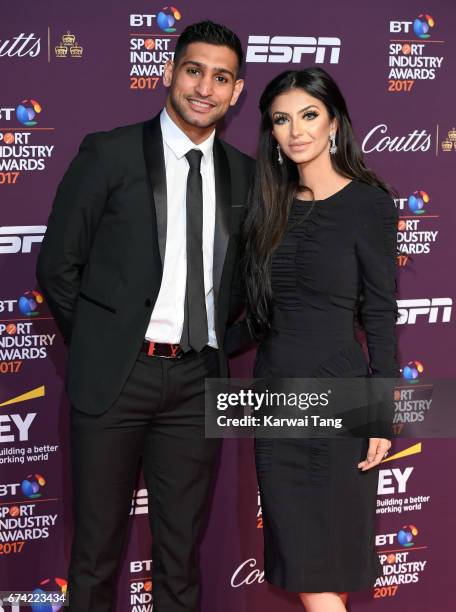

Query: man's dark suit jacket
[[36, 114, 254, 415]]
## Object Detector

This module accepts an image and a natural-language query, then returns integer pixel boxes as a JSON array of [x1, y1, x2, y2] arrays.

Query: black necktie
[[180, 149, 209, 352]]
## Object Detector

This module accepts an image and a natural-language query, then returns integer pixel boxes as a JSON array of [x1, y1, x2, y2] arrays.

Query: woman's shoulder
[[349, 178, 392, 200], [349, 179, 397, 221]]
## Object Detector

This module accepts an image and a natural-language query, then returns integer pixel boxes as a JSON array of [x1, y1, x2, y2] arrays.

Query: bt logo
[[157, 7, 182, 33], [0, 107, 16, 121], [130, 559, 153, 573], [1, 100, 42, 126], [21, 473, 46, 499], [375, 525, 419, 547], [0, 299, 17, 313], [18, 290, 44, 316], [402, 360, 424, 383], [246, 36, 341, 64], [408, 190, 429, 214], [0, 474, 46, 498], [16, 99, 42, 126], [413, 14, 435, 39], [395, 190, 430, 213], [390, 14, 435, 38], [397, 524, 419, 547], [31, 578, 67, 612], [130, 6, 182, 30]]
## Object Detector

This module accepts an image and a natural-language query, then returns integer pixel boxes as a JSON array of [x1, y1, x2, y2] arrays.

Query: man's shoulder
[[81, 119, 149, 150], [217, 138, 255, 169]]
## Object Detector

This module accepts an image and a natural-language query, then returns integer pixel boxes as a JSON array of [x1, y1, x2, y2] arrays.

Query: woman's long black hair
[[242, 67, 396, 339]]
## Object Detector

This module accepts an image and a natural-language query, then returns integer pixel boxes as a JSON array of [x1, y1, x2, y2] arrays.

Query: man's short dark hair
[[174, 20, 243, 71]]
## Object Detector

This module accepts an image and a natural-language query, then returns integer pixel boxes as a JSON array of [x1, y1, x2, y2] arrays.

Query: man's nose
[[195, 75, 214, 97]]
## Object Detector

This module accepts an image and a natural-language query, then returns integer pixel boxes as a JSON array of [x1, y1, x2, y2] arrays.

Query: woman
[[242, 68, 398, 611]]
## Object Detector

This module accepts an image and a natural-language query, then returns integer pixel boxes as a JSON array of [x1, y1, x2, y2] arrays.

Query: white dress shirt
[[145, 107, 218, 348]]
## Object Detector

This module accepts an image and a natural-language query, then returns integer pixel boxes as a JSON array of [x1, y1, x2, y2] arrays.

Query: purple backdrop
[[1, 1, 455, 610]]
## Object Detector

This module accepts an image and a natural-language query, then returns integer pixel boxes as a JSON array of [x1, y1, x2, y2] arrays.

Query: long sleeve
[[356, 189, 399, 439], [224, 252, 256, 356], [356, 190, 399, 378], [36, 134, 109, 343], [224, 318, 256, 356]]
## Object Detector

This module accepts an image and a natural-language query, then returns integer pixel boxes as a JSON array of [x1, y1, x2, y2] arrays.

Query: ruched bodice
[[256, 179, 398, 378]]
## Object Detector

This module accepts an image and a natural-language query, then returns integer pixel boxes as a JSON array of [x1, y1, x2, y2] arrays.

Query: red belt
[[141, 340, 184, 359]]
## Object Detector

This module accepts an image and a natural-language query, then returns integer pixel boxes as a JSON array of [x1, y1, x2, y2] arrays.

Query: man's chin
[[181, 109, 218, 129]]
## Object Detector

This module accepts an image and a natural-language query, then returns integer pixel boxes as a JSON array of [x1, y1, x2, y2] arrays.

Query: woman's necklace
[[289, 196, 316, 231]]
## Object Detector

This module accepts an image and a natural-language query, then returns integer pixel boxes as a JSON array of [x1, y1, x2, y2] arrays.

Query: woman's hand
[[357, 438, 392, 471]]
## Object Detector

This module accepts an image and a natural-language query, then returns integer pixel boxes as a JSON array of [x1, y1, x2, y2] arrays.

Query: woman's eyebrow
[[272, 105, 319, 116]]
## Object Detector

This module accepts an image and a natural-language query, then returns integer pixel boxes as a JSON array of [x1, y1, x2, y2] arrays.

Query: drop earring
[[277, 144, 283, 165], [329, 133, 337, 155]]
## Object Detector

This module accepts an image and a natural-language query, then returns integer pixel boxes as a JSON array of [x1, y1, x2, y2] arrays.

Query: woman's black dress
[[254, 179, 398, 593]]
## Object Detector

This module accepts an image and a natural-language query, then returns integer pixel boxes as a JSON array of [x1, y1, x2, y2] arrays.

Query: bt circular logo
[[397, 524, 418, 547], [18, 290, 44, 317], [402, 360, 424, 382], [408, 190, 429, 215], [413, 14, 435, 39], [32, 577, 67, 612], [157, 6, 182, 33], [21, 473, 46, 499], [16, 99, 42, 126]]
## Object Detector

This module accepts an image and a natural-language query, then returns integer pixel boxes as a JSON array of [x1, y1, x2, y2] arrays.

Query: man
[[36, 21, 253, 611]]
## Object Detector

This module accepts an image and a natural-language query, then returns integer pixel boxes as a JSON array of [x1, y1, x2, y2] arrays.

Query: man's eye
[[187, 68, 200, 75], [215, 75, 228, 83]]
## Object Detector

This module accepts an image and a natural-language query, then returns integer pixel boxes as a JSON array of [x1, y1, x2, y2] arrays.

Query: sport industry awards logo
[[0, 100, 54, 184], [388, 13, 445, 92], [395, 190, 439, 267], [129, 5, 183, 91]]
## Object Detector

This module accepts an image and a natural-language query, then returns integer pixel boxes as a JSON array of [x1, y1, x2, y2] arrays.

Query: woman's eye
[[273, 116, 288, 125], [304, 111, 318, 120]]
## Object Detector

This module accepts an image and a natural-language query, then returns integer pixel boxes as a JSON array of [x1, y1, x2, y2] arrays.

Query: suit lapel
[[143, 119, 232, 300], [213, 138, 231, 301], [143, 115, 167, 266]]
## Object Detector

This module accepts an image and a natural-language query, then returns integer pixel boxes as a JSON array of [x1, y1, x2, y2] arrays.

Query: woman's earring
[[277, 144, 283, 165], [329, 133, 337, 155]]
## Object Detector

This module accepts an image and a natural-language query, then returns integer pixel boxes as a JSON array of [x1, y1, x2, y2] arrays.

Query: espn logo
[[0, 226, 46, 254], [397, 298, 452, 325], [246, 36, 341, 64], [130, 488, 148, 515]]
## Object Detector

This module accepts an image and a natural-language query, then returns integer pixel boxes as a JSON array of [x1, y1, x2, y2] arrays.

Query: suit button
[[145, 298, 152, 307]]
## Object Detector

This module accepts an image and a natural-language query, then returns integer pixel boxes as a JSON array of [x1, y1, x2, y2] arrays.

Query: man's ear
[[230, 78, 245, 107], [163, 59, 174, 87]]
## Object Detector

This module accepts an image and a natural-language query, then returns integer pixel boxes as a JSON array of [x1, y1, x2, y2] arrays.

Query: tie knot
[[185, 149, 203, 170]]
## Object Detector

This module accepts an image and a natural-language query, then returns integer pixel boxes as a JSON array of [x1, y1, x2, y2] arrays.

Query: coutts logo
[[362, 124, 431, 153], [230, 558, 265, 588], [0, 33, 41, 58]]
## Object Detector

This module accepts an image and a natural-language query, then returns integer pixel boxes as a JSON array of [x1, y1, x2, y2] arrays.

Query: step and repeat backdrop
[[1, 1, 455, 610]]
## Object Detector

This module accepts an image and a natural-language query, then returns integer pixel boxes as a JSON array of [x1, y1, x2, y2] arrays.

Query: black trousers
[[67, 346, 221, 611]]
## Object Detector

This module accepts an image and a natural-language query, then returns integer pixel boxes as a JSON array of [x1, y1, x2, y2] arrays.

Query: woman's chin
[[286, 151, 314, 165]]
